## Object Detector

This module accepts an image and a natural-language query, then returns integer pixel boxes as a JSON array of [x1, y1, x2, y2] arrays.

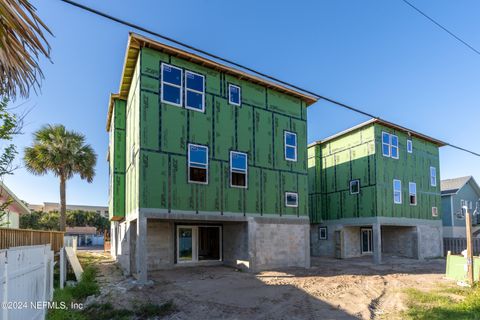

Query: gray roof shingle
[[441, 176, 472, 195]]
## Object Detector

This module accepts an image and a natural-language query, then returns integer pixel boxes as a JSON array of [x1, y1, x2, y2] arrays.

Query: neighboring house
[[308, 118, 445, 263], [107, 33, 318, 281], [65, 226, 104, 246], [28, 202, 109, 218], [0, 182, 30, 228], [441, 176, 480, 238]]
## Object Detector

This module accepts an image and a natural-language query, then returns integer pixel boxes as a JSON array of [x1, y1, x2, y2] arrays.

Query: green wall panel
[[197, 160, 222, 212], [267, 89, 302, 118], [237, 105, 254, 152], [171, 56, 221, 95], [140, 91, 159, 151], [141, 47, 168, 77], [161, 103, 187, 154], [274, 114, 290, 171], [140, 151, 168, 209], [223, 163, 244, 213], [213, 97, 235, 161], [245, 166, 261, 214], [254, 109, 273, 167], [170, 155, 195, 211], [262, 169, 280, 214]]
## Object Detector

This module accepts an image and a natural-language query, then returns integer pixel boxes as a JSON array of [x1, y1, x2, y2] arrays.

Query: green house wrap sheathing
[[308, 121, 442, 223], [445, 254, 480, 282], [108, 98, 126, 220], [110, 46, 311, 217]]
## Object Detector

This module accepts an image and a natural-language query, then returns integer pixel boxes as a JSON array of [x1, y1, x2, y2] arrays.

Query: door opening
[[176, 225, 222, 263], [361, 228, 373, 254]]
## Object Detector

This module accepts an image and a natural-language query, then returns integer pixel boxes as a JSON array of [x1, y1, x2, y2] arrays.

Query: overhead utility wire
[[59, 0, 480, 158], [401, 0, 480, 56]]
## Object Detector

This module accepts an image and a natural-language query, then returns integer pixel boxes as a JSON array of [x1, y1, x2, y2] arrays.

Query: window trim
[[285, 192, 299, 208], [350, 179, 360, 195], [229, 151, 248, 189], [382, 132, 391, 157], [430, 166, 437, 187], [284, 131, 298, 162], [407, 139, 413, 154], [160, 63, 183, 107], [393, 179, 402, 204], [184, 70, 205, 112], [432, 207, 438, 217], [228, 84, 241, 106], [408, 182, 417, 206], [318, 226, 328, 240], [187, 143, 209, 185]]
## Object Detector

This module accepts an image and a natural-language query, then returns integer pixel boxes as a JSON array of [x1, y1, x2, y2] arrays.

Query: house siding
[[136, 47, 308, 217]]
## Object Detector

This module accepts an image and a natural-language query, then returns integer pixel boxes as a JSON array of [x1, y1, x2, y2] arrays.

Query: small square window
[[285, 192, 298, 207], [432, 207, 438, 217], [230, 151, 247, 188], [407, 139, 413, 153], [188, 144, 208, 184], [228, 84, 241, 106], [284, 131, 297, 162], [350, 179, 360, 194], [319, 227, 327, 240]]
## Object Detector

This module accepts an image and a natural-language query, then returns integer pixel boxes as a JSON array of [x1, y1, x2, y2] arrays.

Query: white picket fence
[[0, 245, 54, 320]]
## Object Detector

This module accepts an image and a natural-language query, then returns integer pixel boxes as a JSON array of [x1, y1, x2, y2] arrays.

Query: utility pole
[[464, 205, 474, 286]]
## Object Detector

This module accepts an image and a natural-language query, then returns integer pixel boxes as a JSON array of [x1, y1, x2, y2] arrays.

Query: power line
[[59, 0, 480, 158], [401, 0, 480, 56]]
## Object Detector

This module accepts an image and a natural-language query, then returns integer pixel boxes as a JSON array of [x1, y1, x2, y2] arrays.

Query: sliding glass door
[[176, 226, 221, 263]]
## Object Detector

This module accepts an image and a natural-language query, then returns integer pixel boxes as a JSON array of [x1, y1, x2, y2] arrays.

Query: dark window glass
[[186, 91, 203, 110], [162, 84, 181, 105], [190, 167, 207, 183], [163, 65, 182, 85]]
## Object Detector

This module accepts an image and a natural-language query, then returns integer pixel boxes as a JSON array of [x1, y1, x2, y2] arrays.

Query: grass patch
[[404, 285, 480, 320], [47, 266, 100, 320]]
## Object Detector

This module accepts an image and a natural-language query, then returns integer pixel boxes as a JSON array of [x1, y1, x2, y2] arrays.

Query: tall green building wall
[[374, 123, 441, 220], [308, 122, 441, 224], [136, 47, 308, 216], [125, 56, 141, 218], [308, 125, 376, 223], [109, 99, 126, 221]]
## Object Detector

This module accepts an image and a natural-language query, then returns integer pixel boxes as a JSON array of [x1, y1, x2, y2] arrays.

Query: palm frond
[[0, 0, 52, 99]]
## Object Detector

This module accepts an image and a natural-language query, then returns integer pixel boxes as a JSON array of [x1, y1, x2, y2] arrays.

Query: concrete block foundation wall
[[311, 217, 444, 261], [112, 214, 310, 276]]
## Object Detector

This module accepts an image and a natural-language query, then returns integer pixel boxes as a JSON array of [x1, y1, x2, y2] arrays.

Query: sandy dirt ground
[[85, 250, 454, 320]]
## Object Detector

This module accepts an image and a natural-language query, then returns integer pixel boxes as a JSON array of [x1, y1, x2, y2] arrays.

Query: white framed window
[[161, 63, 183, 106], [432, 207, 438, 217], [407, 139, 413, 153], [230, 151, 247, 188], [381, 132, 399, 159], [284, 131, 297, 162], [409, 182, 417, 205], [228, 84, 241, 106], [185, 71, 205, 112], [393, 179, 402, 204], [188, 144, 208, 184], [430, 166, 437, 187], [285, 192, 298, 207], [391, 134, 399, 159], [319, 226, 327, 240], [350, 179, 360, 194], [382, 132, 390, 157]]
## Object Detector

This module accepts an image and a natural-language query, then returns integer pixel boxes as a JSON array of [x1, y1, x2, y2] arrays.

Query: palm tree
[[0, 0, 52, 99], [24, 125, 97, 231]]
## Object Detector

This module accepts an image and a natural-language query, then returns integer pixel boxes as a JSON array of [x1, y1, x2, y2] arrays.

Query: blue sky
[[5, 0, 480, 206]]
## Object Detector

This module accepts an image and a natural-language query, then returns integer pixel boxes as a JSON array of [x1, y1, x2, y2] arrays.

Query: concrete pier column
[[136, 216, 148, 283], [416, 226, 424, 260], [373, 224, 382, 264]]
